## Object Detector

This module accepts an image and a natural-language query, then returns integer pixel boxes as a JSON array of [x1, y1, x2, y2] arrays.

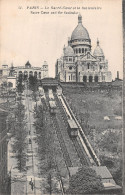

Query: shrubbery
[[98, 131, 122, 153], [67, 166, 104, 194]]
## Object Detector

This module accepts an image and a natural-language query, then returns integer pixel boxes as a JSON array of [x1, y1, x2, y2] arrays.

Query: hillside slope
[[61, 83, 122, 186]]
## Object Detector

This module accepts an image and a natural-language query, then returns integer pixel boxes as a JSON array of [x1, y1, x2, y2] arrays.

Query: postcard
[[0, 0, 123, 194]]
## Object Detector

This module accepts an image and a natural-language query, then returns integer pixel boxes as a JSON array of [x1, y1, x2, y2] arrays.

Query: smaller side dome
[[93, 39, 104, 57], [64, 45, 74, 56]]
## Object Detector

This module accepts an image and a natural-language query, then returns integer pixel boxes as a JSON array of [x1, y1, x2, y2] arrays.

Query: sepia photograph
[[0, 0, 123, 194]]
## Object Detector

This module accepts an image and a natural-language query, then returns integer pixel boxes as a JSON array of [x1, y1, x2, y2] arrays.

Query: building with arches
[[55, 14, 112, 83], [0, 61, 49, 88], [14, 61, 48, 79]]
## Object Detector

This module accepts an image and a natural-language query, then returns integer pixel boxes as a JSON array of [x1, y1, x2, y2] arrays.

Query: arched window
[[24, 71, 28, 74], [18, 71, 23, 80], [89, 76, 93, 82], [19, 71, 22, 75], [69, 66, 72, 70], [34, 71, 37, 78], [76, 49, 78, 54], [24, 71, 28, 80], [39, 72, 41, 78], [29, 71, 33, 76], [83, 76, 87, 82], [79, 48, 81, 53], [85, 48, 87, 53], [82, 48, 84, 53]]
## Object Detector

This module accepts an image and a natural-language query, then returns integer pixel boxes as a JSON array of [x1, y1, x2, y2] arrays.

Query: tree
[[33, 105, 44, 127], [17, 75, 24, 93], [33, 101, 60, 194], [11, 101, 27, 172], [28, 75, 38, 92], [112, 160, 122, 186], [67, 166, 104, 194], [98, 131, 121, 153]]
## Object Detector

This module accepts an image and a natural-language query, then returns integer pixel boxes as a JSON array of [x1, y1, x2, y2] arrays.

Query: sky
[[0, 0, 123, 79]]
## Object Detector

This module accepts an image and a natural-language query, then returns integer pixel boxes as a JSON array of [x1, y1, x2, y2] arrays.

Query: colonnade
[[16, 70, 43, 79]]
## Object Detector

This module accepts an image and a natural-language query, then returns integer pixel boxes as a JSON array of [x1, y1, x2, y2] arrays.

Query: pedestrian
[[29, 138, 31, 144], [29, 178, 32, 185], [31, 182, 34, 191]]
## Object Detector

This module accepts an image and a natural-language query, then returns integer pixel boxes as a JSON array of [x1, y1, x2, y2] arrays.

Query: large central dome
[[71, 14, 90, 41]]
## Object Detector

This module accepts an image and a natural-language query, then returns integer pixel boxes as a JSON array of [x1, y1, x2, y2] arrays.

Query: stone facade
[[55, 14, 112, 83]]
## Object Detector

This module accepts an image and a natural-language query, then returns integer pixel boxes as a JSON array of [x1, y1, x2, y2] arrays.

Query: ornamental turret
[[93, 39, 105, 61]]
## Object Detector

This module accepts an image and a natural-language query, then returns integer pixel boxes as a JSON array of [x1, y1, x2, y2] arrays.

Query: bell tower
[[42, 61, 48, 78]]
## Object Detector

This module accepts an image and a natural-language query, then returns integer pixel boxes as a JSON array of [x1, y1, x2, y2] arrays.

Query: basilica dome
[[64, 45, 74, 56], [93, 39, 104, 57], [71, 14, 90, 41]]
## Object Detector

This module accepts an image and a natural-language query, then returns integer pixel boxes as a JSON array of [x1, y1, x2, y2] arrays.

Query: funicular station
[[41, 77, 59, 92]]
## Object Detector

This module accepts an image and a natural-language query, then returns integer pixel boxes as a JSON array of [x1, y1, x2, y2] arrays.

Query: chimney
[[117, 71, 119, 79]]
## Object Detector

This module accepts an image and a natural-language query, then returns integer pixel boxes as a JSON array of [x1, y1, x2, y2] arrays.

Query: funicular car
[[38, 87, 44, 96], [48, 89, 54, 100], [49, 93, 54, 100], [68, 119, 78, 137], [56, 86, 62, 96], [49, 100, 56, 114]]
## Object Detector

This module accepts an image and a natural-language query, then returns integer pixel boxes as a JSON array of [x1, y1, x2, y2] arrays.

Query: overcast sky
[[0, 0, 123, 79]]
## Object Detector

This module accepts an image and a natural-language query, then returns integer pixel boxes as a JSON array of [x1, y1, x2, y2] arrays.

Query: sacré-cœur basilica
[[55, 14, 112, 83]]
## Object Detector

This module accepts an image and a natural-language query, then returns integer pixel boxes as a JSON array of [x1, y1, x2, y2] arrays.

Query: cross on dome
[[97, 38, 99, 46], [78, 13, 82, 24]]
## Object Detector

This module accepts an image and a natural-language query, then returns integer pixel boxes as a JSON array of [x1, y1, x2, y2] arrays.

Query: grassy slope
[[63, 87, 122, 132]]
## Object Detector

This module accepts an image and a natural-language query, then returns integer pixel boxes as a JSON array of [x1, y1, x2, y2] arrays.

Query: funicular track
[[51, 115, 73, 168], [72, 138, 89, 165], [45, 92, 72, 169], [53, 93, 90, 166]]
